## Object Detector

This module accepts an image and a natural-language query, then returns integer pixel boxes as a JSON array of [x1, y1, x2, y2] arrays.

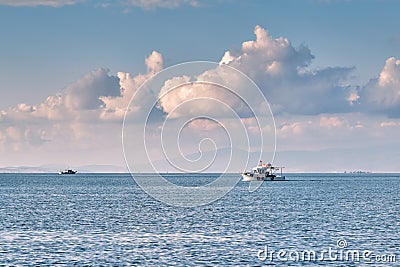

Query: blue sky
[[1, 0, 400, 172], [1, 0, 399, 109]]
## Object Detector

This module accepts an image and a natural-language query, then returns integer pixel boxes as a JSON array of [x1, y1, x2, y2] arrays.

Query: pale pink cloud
[[220, 25, 354, 115], [0, 0, 80, 7], [380, 121, 398, 127], [319, 116, 344, 128], [378, 57, 400, 87], [360, 57, 400, 116], [122, 0, 198, 9]]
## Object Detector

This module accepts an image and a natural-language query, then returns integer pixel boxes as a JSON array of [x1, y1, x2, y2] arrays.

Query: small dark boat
[[59, 169, 77, 174]]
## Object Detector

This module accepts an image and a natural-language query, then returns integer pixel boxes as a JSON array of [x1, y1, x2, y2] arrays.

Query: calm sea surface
[[0, 173, 399, 266]]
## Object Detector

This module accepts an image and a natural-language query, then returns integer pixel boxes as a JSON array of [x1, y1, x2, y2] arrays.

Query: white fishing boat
[[241, 161, 285, 181]]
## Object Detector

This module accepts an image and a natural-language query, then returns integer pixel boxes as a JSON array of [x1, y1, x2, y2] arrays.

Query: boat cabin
[[252, 166, 270, 175]]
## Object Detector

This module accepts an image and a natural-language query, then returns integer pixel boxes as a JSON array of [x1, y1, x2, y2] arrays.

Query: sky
[[0, 0, 400, 172]]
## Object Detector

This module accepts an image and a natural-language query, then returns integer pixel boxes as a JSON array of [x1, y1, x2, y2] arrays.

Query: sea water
[[0, 173, 399, 266]]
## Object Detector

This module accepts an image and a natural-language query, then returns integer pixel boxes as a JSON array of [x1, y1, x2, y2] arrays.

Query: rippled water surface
[[0, 173, 399, 266]]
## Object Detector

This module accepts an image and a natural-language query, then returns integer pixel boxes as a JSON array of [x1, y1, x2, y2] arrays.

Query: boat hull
[[59, 170, 77, 175], [241, 173, 285, 181]]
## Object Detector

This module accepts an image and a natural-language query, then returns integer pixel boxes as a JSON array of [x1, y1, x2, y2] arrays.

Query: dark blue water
[[0, 173, 399, 266]]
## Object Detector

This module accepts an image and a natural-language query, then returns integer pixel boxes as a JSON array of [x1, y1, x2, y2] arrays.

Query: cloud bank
[[0, 0, 199, 9], [122, 0, 199, 9], [1, 25, 400, 171], [0, 0, 81, 7], [0, 51, 164, 162]]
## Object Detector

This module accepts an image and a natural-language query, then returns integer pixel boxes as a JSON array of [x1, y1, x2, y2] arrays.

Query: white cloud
[[378, 57, 400, 87], [156, 57, 278, 122], [319, 116, 345, 128], [157, 76, 249, 119], [0, 0, 200, 9], [220, 25, 355, 115], [222, 25, 314, 79], [0, 51, 164, 126], [0, 51, 164, 163], [6, 127, 21, 142], [145, 51, 163, 73], [360, 57, 400, 117], [1, 25, 400, 171], [275, 113, 400, 157], [101, 51, 164, 121], [0, 68, 121, 125], [380, 121, 398, 127], [347, 91, 360, 105], [279, 121, 309, 137], [0, 0, 81, 7], [121, 0, 199, 9], [24, 128, 51, 146], [64, 68, 120, 110]]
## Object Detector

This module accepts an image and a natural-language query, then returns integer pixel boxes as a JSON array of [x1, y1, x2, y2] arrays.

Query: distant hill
[[3, 144, 397, 173]]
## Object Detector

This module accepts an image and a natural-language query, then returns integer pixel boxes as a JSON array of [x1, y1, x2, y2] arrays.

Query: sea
[[0, 173, 399, 266]]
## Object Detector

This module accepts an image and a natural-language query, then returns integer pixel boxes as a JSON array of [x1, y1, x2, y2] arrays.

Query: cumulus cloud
[[101, 51, 164, 121], [0, 0, 199, 9], [319, 116, 345, 128], [0, 0, 81, 7], [154, 25, 358, 119], [359, 57, 400, 117], [63, 68, 120, 110], [157, 76, 251, 119], [220, 25, 355, 115], [1, 50, 166, 126], [220, 25, 314, 80], [0, 68, 121, 125], [145, 51, 164, 73], [1, 25, 399, 170], [0, 51, 164, 155], [122, 0, 199, 10]]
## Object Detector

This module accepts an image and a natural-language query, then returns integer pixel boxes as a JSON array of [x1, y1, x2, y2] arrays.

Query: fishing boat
[[59, 169, 77, 175], [241, 161, 285, 181]]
